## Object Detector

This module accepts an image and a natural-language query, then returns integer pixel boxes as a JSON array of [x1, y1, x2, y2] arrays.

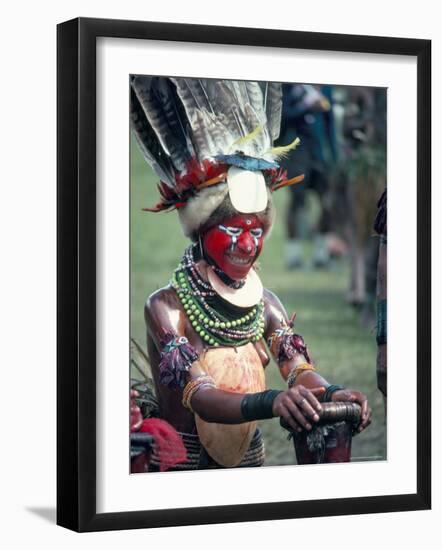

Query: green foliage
[[130, 137, 386, 465]]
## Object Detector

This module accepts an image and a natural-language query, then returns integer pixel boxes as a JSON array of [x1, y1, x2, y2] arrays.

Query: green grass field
[[130, 137, 386, 465]]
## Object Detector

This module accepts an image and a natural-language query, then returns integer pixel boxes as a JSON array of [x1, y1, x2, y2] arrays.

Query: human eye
[[225, 227, 243, 237], [250, 228, 263, 238]]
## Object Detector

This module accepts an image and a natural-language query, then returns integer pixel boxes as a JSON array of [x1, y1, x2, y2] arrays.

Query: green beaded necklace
[[171, 258, 266, 347]]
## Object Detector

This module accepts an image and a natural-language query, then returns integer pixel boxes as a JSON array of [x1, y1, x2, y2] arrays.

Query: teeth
[[228, 255, 251, 265]]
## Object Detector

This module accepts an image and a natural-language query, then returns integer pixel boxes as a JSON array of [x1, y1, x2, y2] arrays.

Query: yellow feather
[[268, 137, 301, 159], [231, 125, 264, 149]]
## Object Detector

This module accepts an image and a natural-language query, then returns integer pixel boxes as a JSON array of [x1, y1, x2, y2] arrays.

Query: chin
[[223, 256, 255, 280], [226, 269, 250, 281]]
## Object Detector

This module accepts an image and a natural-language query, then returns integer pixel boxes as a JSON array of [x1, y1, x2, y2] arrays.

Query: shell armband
[[267, 324, 315, 386], [267, 324, 312, 365], [158, 333, 199, 390]]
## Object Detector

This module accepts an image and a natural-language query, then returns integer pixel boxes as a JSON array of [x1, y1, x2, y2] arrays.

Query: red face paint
[[202, 214, 265, 280]]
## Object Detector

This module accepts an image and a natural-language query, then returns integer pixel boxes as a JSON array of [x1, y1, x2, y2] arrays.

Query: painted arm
[[144, 287, 249, 424], [263, 289, 372, 432]]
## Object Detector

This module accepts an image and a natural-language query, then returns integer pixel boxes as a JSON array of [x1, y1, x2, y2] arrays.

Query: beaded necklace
[[171, 245, 265, 347]]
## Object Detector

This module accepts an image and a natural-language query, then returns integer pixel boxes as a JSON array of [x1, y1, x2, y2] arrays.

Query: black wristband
[[240, 390, 282, 421], [322, 384, 345, 402]]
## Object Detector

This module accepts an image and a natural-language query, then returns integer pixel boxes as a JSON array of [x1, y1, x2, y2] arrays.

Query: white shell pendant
[[208, 267, 263, 307]]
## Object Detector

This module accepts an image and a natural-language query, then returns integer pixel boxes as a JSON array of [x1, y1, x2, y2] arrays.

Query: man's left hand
[[331, 389, 372, 433]]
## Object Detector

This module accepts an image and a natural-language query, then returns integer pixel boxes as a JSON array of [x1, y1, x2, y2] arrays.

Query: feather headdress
[[130, 76, 303, 237]]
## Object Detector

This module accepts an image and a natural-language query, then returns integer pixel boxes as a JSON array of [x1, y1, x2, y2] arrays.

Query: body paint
[[202, 214, 265, 281]]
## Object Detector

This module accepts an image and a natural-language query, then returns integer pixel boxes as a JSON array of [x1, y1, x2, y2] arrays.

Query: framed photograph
[[57, 17, 431, 532]]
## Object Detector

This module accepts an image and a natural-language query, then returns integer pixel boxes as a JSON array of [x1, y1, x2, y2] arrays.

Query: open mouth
[[226, 253, 254, 266]]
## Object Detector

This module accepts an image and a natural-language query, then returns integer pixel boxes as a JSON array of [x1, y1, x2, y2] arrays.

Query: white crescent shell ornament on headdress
[[227, 167, 268, 213]]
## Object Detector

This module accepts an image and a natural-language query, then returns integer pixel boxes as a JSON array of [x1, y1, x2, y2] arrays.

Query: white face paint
[[250, 227, 263, 249], [218, 224, 263, 254], [218, 224, 242, 251]]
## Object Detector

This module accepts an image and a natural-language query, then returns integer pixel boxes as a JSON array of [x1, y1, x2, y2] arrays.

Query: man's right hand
[[272, 385, 325, 432]]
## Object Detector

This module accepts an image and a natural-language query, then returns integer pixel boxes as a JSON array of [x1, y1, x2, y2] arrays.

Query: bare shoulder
[[263, 288, 283, 308], [263, 288, 287, 314], [262, 288, 289, 327], [144, 285, 187, 338], [145, 285, 181, 314]]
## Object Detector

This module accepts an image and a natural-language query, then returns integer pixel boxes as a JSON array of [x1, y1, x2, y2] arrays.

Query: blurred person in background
[[331, 86, 386, 323], [373, 189, 387, 410], [278, 84, 339, 269]]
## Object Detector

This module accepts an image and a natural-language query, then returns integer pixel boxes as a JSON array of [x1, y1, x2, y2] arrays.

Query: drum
[[282, 402, 362, 464]]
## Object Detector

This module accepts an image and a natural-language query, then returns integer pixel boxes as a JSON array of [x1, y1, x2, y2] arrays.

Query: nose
[[236, 232, 255, 255]]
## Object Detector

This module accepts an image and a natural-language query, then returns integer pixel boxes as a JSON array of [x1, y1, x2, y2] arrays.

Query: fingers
[[347, 391, 371, 432], [298, 386, 323, 413], [285, 398, 315, 430], [350, 391, 371, 432], [294, 390, 321, 422], [310, 386, 326, 399], [334, 389, 372, 433], [358, 403, 372, 432], [361, 397, 368, 422], [284, 387, 322, 430], [279, 404, 302, 433]]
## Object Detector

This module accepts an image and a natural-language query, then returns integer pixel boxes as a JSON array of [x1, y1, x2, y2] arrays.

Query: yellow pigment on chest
[[194, 343, 266, 467]]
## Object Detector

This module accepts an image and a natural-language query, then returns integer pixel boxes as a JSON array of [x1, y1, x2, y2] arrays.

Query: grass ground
[[130, 137, 386, 465]]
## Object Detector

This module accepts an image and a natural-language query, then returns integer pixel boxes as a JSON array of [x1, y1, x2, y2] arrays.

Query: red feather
[[140, 418, 187, 472]]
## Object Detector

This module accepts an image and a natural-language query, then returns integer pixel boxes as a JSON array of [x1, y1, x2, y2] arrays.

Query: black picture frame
[[57, 17, 431, 532]]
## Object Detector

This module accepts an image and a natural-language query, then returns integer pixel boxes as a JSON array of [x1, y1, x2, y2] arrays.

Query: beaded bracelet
[[286, 363, 316, 388], [182, 375, 216, 412]]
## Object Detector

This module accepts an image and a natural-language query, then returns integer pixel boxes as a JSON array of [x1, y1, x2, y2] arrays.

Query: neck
[[180, 244, 263, 308], [196, 242, 246, 289], [211, 265, 246, 289]]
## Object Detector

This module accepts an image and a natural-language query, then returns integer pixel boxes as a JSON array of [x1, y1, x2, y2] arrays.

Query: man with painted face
[[131, 76, 372, 470]]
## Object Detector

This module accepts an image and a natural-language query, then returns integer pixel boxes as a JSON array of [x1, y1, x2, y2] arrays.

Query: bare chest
[[195, 343, 267, 467], [198, 343, 267, 393]]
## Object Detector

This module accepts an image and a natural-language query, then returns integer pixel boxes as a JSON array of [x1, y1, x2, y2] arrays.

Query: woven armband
[[158, 333, 199, 390], [267, 324, 312, 365], [240, 390, 282, 421]]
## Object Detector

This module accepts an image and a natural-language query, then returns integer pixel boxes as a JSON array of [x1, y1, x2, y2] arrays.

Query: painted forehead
[[218, 214, 264, 229]]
